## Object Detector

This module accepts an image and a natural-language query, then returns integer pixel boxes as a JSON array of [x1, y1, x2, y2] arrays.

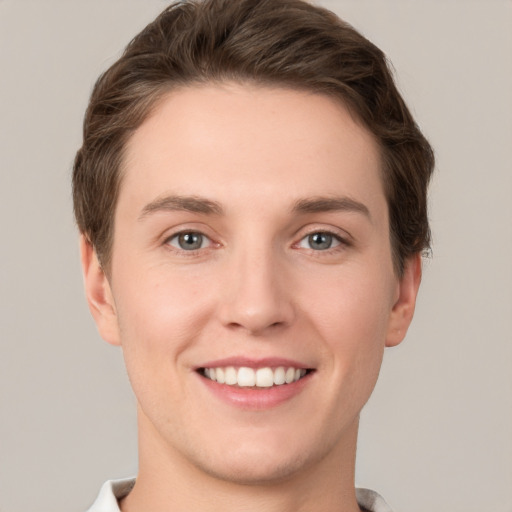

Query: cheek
[[111, 269, 215, 425], [111, 262, 215, 387], [306, 264, 393, 341], [303, 267, 394, 387]]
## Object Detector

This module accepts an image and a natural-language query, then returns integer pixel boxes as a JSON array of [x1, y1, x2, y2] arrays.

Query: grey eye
[[168, 232, 208, 250], [308, 232, 333, 250], [298, 232, 341, 251]]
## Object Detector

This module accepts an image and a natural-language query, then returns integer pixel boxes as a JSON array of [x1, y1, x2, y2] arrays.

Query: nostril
[[217, 281, 295, 334], [226, 319, 287, 336]]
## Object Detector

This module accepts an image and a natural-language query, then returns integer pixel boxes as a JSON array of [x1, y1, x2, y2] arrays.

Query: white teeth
[[255, 367, 274, 387], [225, 366, 237, 385], [216, 367, 225, 384], [237, 367, 256, 387], [285, 367, 295, 384], [273, 366, 286, 385], [202, 365, 308, 387]]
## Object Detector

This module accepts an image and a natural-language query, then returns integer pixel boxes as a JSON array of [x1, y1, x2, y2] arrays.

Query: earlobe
[[79, 236, 121, 346], [385, 253, 422, 348]]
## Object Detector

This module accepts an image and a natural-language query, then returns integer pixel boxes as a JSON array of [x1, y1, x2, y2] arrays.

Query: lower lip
[[198, 373, 313, 410]]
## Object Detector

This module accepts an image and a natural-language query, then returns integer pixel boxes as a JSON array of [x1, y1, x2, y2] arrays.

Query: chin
[[198, 451, 310, 486], [186, 429, 336, 487]]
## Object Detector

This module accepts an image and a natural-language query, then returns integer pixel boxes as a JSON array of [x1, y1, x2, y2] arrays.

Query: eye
[[167, 231, 211, 251], [298, 232, 341, 251]]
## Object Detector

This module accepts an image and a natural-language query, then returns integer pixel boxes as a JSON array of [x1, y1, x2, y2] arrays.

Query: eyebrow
[[291, 196, 371, 219], [138, 194, 371, 221], [138, 195, 223, 220]]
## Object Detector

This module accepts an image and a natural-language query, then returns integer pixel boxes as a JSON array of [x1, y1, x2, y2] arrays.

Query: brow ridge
[[138, 194, 370, 221], [139, 195, 223, 220], [292, 196, 371, 218]]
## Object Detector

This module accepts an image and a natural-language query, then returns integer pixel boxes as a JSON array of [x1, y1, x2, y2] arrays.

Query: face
[[82, 83, 420, 485]]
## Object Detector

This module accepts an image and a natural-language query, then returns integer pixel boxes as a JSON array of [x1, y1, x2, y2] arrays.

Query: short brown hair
[[73, 0, 434, 276]]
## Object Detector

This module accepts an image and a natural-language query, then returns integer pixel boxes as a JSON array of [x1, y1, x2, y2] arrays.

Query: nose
[[217, 244, 295, 336]]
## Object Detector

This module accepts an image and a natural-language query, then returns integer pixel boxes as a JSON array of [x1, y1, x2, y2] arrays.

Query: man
[[73, 0, 434, 511]]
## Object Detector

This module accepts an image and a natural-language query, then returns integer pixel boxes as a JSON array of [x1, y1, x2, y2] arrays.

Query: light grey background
[[0, 1, 511, 511]]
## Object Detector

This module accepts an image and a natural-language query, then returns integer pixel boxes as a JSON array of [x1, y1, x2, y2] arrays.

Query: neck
[[120, 410, 362, 512]]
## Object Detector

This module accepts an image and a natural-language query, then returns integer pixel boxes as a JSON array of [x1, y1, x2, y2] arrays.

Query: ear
[[385, 253, 422, 348], [79, 235, 121, 346]]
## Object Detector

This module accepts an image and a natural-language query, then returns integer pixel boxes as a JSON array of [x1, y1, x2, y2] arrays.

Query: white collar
[[87, 478, 394, 512]]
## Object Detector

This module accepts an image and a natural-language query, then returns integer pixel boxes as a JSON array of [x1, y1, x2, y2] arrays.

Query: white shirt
[[86, 478, 394, 512]]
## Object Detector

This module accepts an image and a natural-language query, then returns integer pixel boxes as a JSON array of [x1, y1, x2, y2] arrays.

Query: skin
[[81, 83, 421, 512]]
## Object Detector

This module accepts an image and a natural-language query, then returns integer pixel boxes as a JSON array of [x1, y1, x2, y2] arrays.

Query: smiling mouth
[[198, 366, 313, 388]]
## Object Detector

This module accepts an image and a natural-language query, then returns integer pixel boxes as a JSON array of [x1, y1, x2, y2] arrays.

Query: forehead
[[120, 83, 385, 218]]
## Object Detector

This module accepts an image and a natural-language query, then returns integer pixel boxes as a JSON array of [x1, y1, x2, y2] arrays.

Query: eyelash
[[163, 229, 350, 256]]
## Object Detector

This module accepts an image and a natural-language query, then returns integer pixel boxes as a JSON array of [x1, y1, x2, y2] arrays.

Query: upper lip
[[195, 356, 313, 370]]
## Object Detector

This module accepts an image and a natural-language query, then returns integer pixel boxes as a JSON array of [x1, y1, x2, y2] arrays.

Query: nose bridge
[[219, 233, 293, 334]]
